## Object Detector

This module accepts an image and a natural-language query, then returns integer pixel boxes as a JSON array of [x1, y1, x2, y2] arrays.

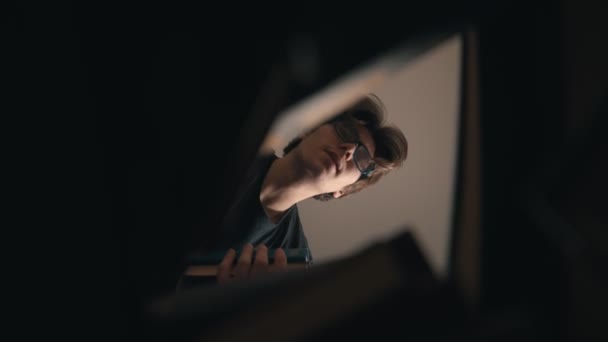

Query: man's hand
[[217, 243, 287, 284]]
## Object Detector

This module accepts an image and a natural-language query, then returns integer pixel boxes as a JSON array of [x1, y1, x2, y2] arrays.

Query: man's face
[[293, 121, 376, 198]]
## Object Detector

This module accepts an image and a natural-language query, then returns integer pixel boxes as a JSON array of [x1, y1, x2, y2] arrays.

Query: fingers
[[271, 248, 288, 273], [234, 243, 254, 280], [250, 244, 269, 277], [216, 244, 290, 284], [217, 248, 236, 284]]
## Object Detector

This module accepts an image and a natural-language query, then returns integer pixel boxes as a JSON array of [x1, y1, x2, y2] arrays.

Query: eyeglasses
[[332, 117, 376, 178]]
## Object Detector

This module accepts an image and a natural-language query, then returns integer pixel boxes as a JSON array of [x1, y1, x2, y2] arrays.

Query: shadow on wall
[[283, 35, 463, 277]]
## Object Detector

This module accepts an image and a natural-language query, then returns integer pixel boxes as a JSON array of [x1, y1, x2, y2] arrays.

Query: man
[[195, 94, 408, 284]]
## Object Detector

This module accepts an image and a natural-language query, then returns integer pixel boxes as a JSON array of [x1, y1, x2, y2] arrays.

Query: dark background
[[8, 1, 606, 340]]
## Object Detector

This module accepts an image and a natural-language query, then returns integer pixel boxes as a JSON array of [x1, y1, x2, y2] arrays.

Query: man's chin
[[304, 162, 332, 179], [307, 165, 326, 178]]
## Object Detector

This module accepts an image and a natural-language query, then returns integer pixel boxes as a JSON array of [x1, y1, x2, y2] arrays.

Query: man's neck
[[259, 153, 316, 223]]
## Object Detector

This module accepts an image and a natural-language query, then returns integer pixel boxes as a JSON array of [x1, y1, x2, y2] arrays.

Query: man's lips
[[325, 150, 340, 172]]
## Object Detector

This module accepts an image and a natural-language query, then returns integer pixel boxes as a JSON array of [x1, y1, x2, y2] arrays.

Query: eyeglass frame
[[330, 115, 377, 179]]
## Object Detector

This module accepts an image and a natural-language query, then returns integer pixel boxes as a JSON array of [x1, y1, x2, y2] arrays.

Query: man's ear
[[332, 190, 344, 198]]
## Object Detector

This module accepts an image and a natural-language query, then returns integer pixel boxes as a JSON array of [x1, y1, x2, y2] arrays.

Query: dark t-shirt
[[177, 154, 311, 290], [214, 153, 311, 253]]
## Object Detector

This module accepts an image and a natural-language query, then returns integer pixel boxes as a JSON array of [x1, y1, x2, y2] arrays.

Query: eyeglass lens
[[354, 145, 372, 169], [335, 120, 374, 171]]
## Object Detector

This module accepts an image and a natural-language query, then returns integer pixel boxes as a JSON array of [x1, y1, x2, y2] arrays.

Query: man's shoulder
[[253, 152, 279, 170]]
